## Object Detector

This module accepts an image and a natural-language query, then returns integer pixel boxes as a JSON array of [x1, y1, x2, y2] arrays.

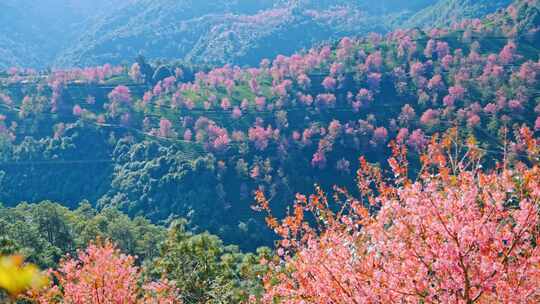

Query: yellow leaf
[[0, 255, 48, 296]]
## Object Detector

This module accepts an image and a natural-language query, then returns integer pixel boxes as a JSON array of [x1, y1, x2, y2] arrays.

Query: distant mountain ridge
[[0, 0, 130, 68], [0, 0, 513, 69], [402, 0, 513, 28]]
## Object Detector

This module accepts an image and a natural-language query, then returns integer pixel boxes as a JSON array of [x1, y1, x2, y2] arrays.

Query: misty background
[[0, 0, 510, 68]]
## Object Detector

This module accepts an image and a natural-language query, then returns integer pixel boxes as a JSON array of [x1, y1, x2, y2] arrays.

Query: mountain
[[53, 0, 441, 67], [0, 0, 129, 68], [1, 0, 512, 69], [402, 0, 513, 28], [55, 0, 280, 66], [0, 1, 55, 67], [0, 0, 537, 249], [0, 1, 539, 302]]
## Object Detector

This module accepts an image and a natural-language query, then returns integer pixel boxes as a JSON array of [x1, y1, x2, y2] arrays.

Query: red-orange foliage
[[255, 128, 540, 303], [33, 241, 180, 304]]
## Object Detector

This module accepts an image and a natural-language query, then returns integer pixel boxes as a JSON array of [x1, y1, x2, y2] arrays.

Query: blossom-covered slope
[[0, 0, 538, 249]]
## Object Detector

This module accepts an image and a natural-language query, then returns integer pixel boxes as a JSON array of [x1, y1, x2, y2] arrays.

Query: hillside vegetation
[[0, 0, 513, 68], [0, 0, 538, 250], [0, 0, 539, 303]]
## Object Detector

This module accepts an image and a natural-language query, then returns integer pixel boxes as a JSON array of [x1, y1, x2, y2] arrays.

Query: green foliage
[[0, 201, 271, 304], [98, 138, 272, 249], [402, 0, 513, 29], [148, 219, 271, 304], [0, 201, 166, 268], [0, 123, 114, 208]]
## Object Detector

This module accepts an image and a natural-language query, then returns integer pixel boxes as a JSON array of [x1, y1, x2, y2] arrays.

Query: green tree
[[0, 201, 166, 268], [148, 219, 271, 304]]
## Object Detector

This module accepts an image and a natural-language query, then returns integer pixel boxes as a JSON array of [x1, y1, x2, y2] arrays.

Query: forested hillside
[[403, 0, 513, 28], [0, 0, 512, 68], [0, 0, 127, 68], [0, 0, 538, 250], [0, 0, 539, 303]]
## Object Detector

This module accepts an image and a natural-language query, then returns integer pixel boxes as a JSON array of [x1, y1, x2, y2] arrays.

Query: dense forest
[[0, 0, 539, 303]]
